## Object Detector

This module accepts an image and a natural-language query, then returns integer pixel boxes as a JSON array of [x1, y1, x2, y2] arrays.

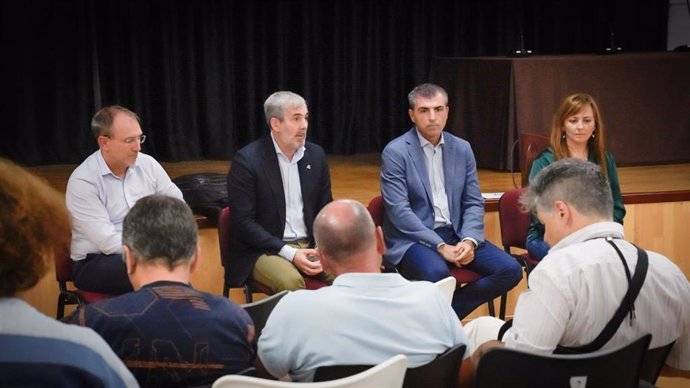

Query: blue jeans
[[526, 236, 550, 261], [399, 227, 522, 319]]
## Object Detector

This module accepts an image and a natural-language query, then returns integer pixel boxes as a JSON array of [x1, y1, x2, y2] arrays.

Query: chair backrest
[[241, 290, 289, 339], [519, 132, 550, 187], [474, 333, 652, 388], [497, 188, 530, 251], [368, 194, 395, 271], [217, 207, 232, 269], [314, 343, 466, 388], [639, 341, 675, 385], [218, 206, 239, 297], [54, 247, 74, 283], [367, 195, 384, 227], [54, 248, 77, 319], [400, 343, 465, 388], [211, 354, 408, 388], [434, 276, 456, 304], [54, 247, 115, 319], [235, 367, 257, 377]]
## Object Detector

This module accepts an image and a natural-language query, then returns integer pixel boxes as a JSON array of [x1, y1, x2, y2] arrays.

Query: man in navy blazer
[[226, 91, 333, 292], [380, 83, 522, 319]]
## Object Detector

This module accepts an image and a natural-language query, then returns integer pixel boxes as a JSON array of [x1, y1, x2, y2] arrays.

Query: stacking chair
[[241, 290, 289, 340], [367, 195, 506, 319], [212, 354, 408, 388], [519, 132, 551, 188], [217, 207, 328, 303], [639, 341, 676, 386], [54, 249, 116, 319], [366, 195, 386, 229], [434, 276, 456, 304], [474, 333, 651, 388], [497, 188, 539, 276], [314, 343, 466, 388], [510, 131, 549, 275]]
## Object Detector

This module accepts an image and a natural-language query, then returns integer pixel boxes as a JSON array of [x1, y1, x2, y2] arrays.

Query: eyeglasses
[[106, 135, 147, 144]]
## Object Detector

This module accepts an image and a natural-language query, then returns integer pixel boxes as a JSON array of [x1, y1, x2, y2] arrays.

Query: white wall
[[668, 0, 690, 50]]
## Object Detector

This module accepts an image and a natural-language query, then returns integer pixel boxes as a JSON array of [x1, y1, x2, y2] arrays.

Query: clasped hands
[[291, 248, 323, 276], [438, 240, 475, 267]]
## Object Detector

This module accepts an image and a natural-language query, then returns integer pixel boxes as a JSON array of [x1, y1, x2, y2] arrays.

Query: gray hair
[[263, 91, 307, 127], [313, 199, 375, 264], [520, 158, 613, 219], [408, 83, 448, 109], [123, 195, 198, 269], [91, 105, 140, 138]]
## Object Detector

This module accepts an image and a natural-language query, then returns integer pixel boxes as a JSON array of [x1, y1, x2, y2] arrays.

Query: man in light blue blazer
[[380, 83, 522, 319]]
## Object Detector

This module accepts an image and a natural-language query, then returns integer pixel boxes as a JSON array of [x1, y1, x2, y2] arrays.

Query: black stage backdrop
[[2, 0, 668, 166]]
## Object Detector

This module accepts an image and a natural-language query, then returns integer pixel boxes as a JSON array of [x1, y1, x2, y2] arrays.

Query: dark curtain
[[1, 0, 668, 166]]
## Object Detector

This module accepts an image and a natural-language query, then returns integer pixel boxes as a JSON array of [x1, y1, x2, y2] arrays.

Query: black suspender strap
[[556, 237, 649, 354], [607, 238, 637, 324]]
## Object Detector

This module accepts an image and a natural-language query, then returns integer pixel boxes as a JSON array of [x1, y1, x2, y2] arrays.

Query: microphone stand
[[602, 28, 623, 55], [508, 1, 532, 57]]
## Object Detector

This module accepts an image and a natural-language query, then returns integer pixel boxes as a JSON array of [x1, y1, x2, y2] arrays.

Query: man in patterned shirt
[[66, 195, 255, 387]]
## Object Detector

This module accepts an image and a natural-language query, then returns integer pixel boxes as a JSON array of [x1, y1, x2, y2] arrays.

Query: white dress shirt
[[416, 130, 477, 248], [505, 222, 690, 372], [417, 131, 452, 229], [270, 133, 308, 262], [66, 150, 183, 260]]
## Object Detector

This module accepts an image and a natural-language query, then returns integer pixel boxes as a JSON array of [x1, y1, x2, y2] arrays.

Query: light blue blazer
[[380, 128, 485, 265]]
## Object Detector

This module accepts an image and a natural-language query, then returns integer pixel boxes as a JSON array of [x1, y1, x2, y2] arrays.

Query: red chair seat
[[513, 252, 539, 274], [449, 268, 482, 284], [304, 278, 329, 290], [74, 289, 116, 304], [55, 249, 117, 319]]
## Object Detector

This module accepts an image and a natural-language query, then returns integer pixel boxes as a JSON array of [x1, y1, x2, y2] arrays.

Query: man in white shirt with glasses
[[66, 105, 182, 295]]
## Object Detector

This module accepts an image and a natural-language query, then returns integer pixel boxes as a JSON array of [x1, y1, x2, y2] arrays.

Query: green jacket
[[526, 148, 626, 242]]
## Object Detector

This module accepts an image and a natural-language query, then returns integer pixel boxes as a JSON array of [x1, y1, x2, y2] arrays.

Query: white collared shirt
[[270, 133, 308, 261], [66, 150, 183, 260], [505, 222, 690, 372], [417, 130, 452, 229]]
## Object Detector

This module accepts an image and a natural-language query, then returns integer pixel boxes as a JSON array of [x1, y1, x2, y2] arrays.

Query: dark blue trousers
[[72, 253, 134, 295], [399, 227, 522, 319]]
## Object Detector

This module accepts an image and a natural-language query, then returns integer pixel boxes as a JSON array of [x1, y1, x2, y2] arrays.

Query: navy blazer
[[225, 134, 332, 286], [380, 128, 485, 265]]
